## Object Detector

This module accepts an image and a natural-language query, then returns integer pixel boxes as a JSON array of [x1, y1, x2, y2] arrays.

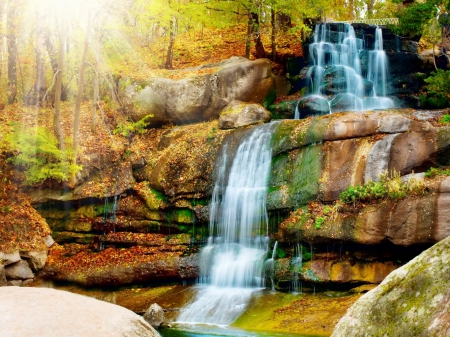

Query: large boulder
[[218, 101, 271, 129], [20, 250, 48, 271], [331, 235, 450, 337], [0, 287, 160, 337], [126, 57, 275, 126]]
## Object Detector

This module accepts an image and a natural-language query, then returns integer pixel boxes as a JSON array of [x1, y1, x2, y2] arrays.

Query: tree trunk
[[7, 2, 17, 104], [54, 19, 65, 149], [250, 12, 266, 59], [46, 32, 68, 101], [25, 9, 46, 106], [72, 14, 91, 176], [165, 18, 175, 69], [271, 9, 276, 62], [245, 11, 252, 59]]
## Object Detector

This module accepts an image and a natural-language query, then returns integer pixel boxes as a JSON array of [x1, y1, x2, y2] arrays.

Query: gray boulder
[[20, 250, 48, 271], [0, 250, 21, 266], [0, 287, 160, 337], [331, 235, 450, 336], [126, 57, 275, 126], [219, 101, 271, 129], [5, 260, 35, 280], [143, 303, 165, 328]]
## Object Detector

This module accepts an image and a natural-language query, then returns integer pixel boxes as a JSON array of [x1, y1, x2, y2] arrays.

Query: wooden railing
[[326, 18, 399, 26]]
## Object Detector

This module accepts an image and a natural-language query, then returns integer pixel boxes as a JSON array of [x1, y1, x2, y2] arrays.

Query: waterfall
[[291, 244, 303, 294], [177, 122, 277, 325], [297, 23, 394, 119]]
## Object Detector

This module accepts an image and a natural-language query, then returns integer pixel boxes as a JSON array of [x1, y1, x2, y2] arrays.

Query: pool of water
[[159, 325, 320, 337]]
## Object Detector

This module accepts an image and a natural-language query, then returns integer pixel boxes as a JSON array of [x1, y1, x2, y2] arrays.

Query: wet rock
[[268, 100, 297, 119], [303, 259, 398, 284], [0, 287, 159, 336], [5, 260, 35, 280], [218, 101, 271, 129], [331, 235, 450, 337], [297, 96, 330, 118], [143, 303, 165, 328]]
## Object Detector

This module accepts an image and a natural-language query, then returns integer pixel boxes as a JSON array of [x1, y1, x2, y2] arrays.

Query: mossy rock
[[332, 235, 450, 336]]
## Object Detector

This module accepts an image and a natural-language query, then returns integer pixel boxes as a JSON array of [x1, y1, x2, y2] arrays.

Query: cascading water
[[297, 23, 394, 119], [177, 122, 277, 326]]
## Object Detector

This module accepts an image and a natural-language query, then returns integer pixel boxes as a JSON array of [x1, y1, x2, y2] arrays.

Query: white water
[[177, 123, 276, 325], [297, 23, 394, 118]]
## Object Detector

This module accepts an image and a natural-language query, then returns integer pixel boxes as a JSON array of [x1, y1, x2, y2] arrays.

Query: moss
[[262, 86, 277, 108]]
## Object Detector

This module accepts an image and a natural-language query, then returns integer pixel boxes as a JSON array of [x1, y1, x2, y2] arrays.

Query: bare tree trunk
[[245, 10, 252, 59], [54, 19, 65, 148], [271, 9, 276, 62], [251, 12, 266, 59], [7, 1, 17, 104], [25, 9, 46, 106], [165, 17, 175, 69], [72, 14, 91, 176]]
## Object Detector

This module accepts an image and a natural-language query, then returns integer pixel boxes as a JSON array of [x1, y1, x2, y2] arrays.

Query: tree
[[73, 13, 92, 173], [7, 0, 18, 104]]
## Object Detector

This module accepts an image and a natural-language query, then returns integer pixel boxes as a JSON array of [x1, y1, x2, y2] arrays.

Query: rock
[[0, 265, 6, 286], [22, 278, 34, 286], [348, 284, 377, 293], [296, 95, 330, 118], [5, 260, 35, 280], [218, 101, 271, 129], [330, 93, 363, 112], [0, 287, 159, 337], [0, 250, 21, 266], [143, 303, 165, 328], [42, 235, 55, 248], [302, 260, 398, 284], [268, 100, 297, 119], [331, 235, 450, 337], [126, 57, 275, 126], [20, 250, 48, 271], [7, 280, 22, 286]]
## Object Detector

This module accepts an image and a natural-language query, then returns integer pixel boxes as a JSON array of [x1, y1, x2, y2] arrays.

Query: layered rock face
[[331, 235, 450, 337], [30, 107, 450, 288], [270, 111, 450, 287]]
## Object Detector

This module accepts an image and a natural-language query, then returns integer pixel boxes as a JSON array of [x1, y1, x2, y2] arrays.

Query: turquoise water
[[159, 326, 319, 337]]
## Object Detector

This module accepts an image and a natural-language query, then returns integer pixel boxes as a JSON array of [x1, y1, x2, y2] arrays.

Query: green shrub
[[441, 114, 450, 124], [314, 216, 326, 229], [3, 124, 82, 185], [422, 69, 450, 108], [339, 170, 426, 204], [113, 115, 152, 137], [425, 167, 450, 178]]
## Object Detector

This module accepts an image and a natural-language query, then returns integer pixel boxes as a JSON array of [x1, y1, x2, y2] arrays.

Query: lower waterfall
[[177, 122, 277, 325]]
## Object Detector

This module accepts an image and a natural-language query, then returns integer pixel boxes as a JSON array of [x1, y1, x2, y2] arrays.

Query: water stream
[[297, 23, 394, 118], [177, 123, 277, 325]]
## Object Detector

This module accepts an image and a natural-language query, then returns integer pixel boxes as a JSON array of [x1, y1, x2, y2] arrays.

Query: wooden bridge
[[326, 18, 399, 26]]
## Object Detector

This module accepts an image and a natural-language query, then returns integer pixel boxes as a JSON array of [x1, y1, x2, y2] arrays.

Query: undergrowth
[[339, 170, 426, 205]]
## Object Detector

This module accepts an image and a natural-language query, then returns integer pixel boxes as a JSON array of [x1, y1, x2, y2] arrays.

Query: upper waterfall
[[297, 23, 394, 118]]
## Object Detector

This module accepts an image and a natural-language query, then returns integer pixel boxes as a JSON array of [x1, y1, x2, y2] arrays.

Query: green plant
[[113, 115, 152, 137], [425, 167, 450, 178], [340, 170, 426, 205], [422, 69, 450, 108], [4, 124, 82, 185], [441, 114, 450, 124], [314, 216, 326, 229], [391, 1, 438, 40]]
